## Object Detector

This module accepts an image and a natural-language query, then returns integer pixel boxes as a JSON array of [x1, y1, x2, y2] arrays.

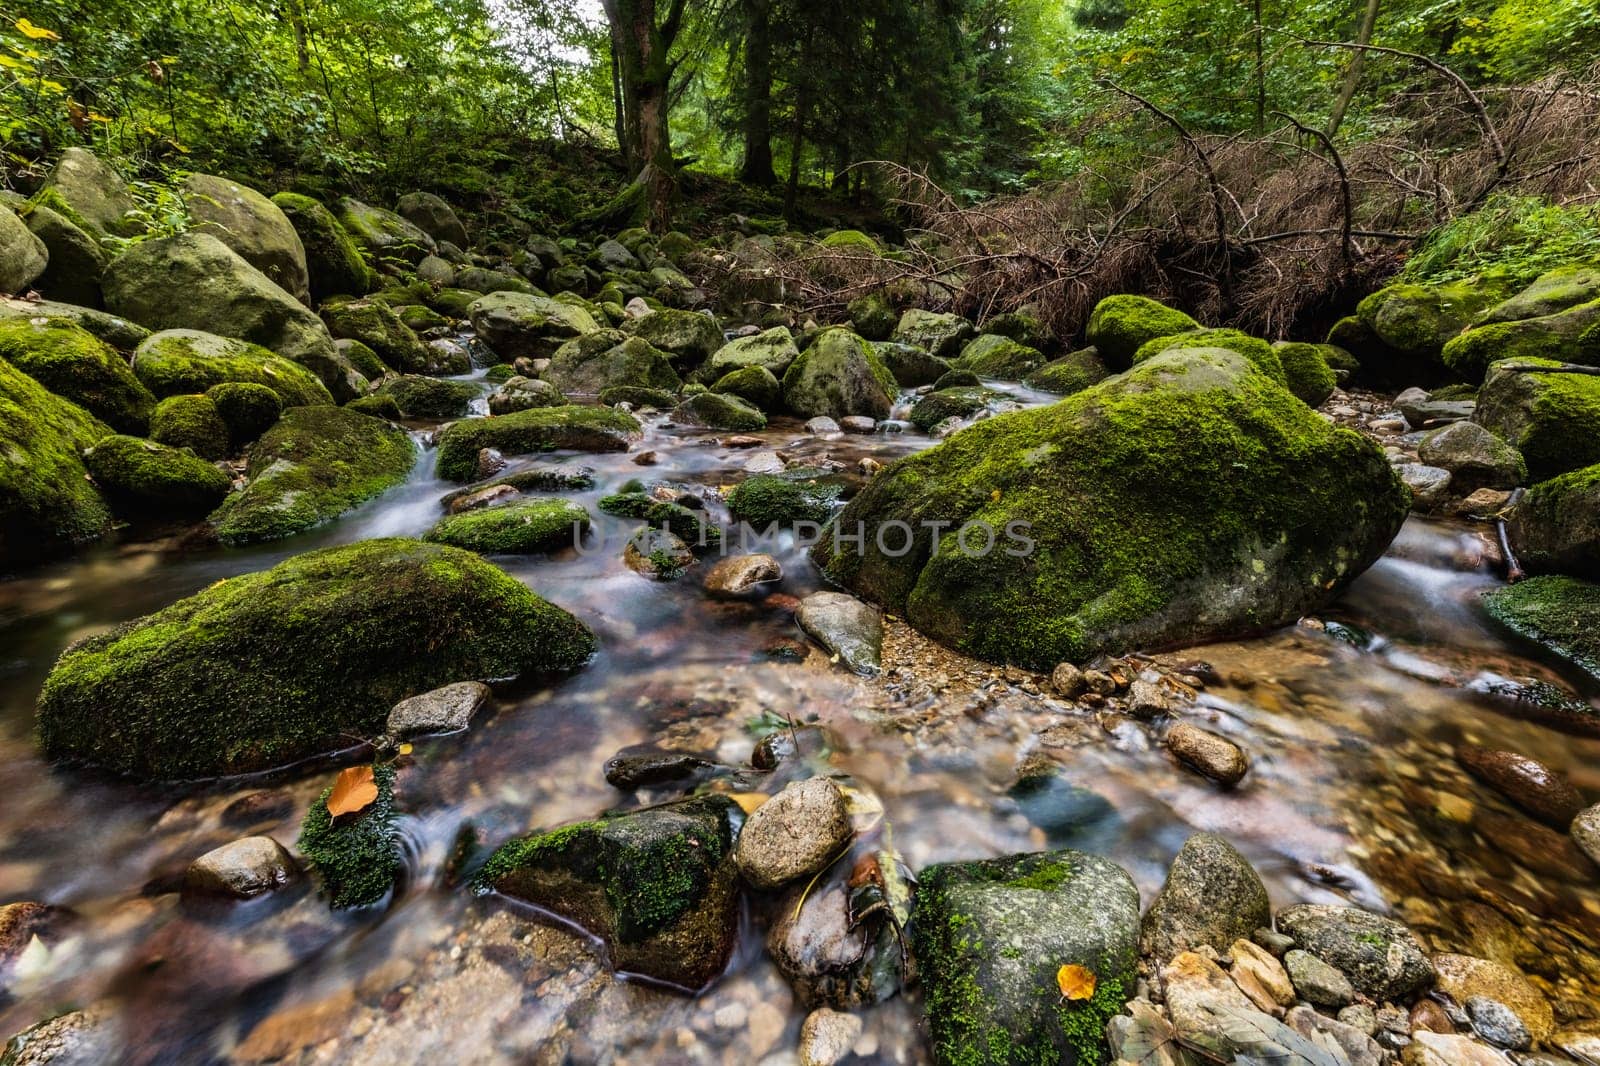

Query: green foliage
[[1401, 195, 1600, 289]]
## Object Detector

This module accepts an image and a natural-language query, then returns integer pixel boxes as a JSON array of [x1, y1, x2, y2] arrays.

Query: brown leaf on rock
[[327, 766, 378, 819]]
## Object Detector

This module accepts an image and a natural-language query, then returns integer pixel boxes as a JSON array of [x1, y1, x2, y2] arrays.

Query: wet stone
[[183, 836, 299, 900], [1574, 803, 1600, 868], [1165, 722, 1249, 787], [1403, 1031, 1509, 1066], [1284, 948, 1355, 1008], [804, 416, 841, 435], [1276, 904, 1435, 1002], [1455, 744, 1586, 827], [1141, 833, 1270, 966], [795, 592, 882, 676], [734, 777, 853, 890], [703, 553, 782, 599], [386, 681, 491, 739], [799, 1007, 862, 1066], [1465, 995, 1530, 1050]]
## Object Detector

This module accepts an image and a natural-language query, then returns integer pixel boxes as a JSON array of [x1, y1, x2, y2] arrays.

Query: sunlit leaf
[[15, 18, 60, 41], [327, 765, 379, 819], [729, 791, 767, 814]]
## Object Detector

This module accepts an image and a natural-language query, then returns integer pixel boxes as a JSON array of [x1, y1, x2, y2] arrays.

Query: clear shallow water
[[1, 385, 1598, 1064]]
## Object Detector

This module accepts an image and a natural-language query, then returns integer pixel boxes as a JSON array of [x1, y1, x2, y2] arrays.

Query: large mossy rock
[[0, 358, 111, 565], [913, 850, 1139, 1066], [1483, 575, 1600, 685], [1509, 465, 1600, 579], [955, 334, 1046, 380], [336, 197, 436, 264], [544, 330, 681, 396], [426, 498, 590, 554], [0, 205, 47, 295], [1343, 277, 1512, 384], [702, 326, 799, 381], [1441, 298, 1600, 381], [908, 386, 1020, 433], [209, 405, 416, 545], [271, 192, 374, 301], [1273, 341, 1338, 406], [0, 316, 155, 434], [434, 405, 642, 481], [0, 295, 149, 350], [39, 147, 139, 240], [19, 197, 107, 307], [474, 795, 741, 990], [1473, 358, 1600, 482], [781, 327, 898, 420], [1084, 295, 1198, 369], [1481, 263, 1600, 324], [892, 309, 974, 360], [321, 297, 431, 374], [132, 329, 334, 407], [184, 173, 311, 304], [1025, 348, 1109, 396], [103, 233, 365, 402], [1134, 328, 1285, 383], [83, 434, 231, 517], [149, 393, 230, 459], [673, 390, 766, 431], [377, 374, 479, 419], [874, 341, 950, 388], [711, 363, 781, 410], [620, 308, 723, 368], [395, 191, 467, 248], [468, 291, 601, 360], [814, 348, 1408, 667], [36, 538, 595, 778]]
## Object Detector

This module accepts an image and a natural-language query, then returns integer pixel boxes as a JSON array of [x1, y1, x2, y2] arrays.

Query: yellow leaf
[[398, 742, 414, 756], [990, 488, 1001, 502], [327, 765, 378, 819], [729, 792, 768, 814], [40, 79, 65, 93], [0, 55, 27, 69], [15, 18, 60, 41], [88, 112, 112, 123], [1057, 963, 1097, 1001]]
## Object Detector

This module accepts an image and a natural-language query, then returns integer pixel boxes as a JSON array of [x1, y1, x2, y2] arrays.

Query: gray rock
[[892, 309, 974, 360], [19, 200, 105, 307], [1417, 421, 1524, 491], [1141, 833, 1270, 965], [386, 681, 491, 738], [840, 415, 877, 434], [0, 1005, 116, 1066], [595, 239, 640, 270], [1404, 1032, 1515, 1065], [1284, 948, 1356, 1007], [41, 147, 139, 239], [1397, 463, 1453, 509], [488, 376, 566, 415], [805, 416, 841, 435], [1574, 804, 1600, 868], [1127, 676, 1185, 719], [185, 172, 312, 304], [735, 777, 852, 890], [703, 553, 782, 598], [1399, 398, 1475, 428], [0, 205, 48, 295], [1165, 722, 1249, 787], [799, 1008, 862, 1066], [183, 836, 299, 899], [768, 872, 904, 1010], [1466, 996, 1531, 1050], [1276, 904, 1435, 1002], [796, 592, 883, 676], [395, 192, 468, 248], [1285, 1005, 1385, 1066], [1338, 1004, 1377, 1034]]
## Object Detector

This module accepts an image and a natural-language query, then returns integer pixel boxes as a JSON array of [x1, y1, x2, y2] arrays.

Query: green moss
[[297, 763, 400, 909], [206, 381, 282, 448], [598, 491, 656, 518], [848, 290, 898, 341], [545, 331, 681, 396], [672, 390, 767, 431], [1024, 349, 1108, 396], [598, 385, 678, 408], [378, 375, 478, 418], [619, 309, 724, 367], [209, 405, 416, 544], [710, 364, 781, 410], [726, 473, 842, 527], [83, 434, 231, 516], [0, 317, 155, 434], [1441, 298, 1600, 381], [1084, 295, 1198, 368], [271, 191, 375, 301], [150, 394, 230, 459], [1274, 342, 1337, 406], [909, 387, 1018, 432], [956, 335, 1046, 380], [781, 326, 899, 420], [1483, 574, 1600, 683], [821, 229, 882, 253], [132, 329, 334, 406], [484, 363, 517, 383], [322, 297, 430, 374], [347, 393, 402, 419], [434, 405, 641, 481], [0, 356, 112, 563], [36, 538, 595, 779], [646, 501, 722, 551], [397, 304, 450, 331], [425, 498, 590, 554], [1475, 357, 1600, 481], [1132, 329, 1285, 383]]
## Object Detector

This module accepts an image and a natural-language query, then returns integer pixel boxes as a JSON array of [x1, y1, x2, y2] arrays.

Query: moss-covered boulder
[[271, 192, 374, 301], [1441, 298, 1600, 381], [36, 538, 595, 779], [378, 375, 478, 419], [83, 434, 231, 517], [620, 309, 723, 368], [908, 386, 1022, 433], [425, 497, 590, 554], [673, 391, 766, 431], [874, 341, 950, 388], [702, 327, 800, 382], [336, 197, 436, 264], [395, 191, 468, 248], [913, 850, 1139, 1066], [103, 233, 365, 402], [711, 364, 781, 410], [0, 358, 111, 564], [488, 376, 566, 415], [184, 173, 311, 304], [814, 348, 1408, 667], [987, 309, 1050, 349], [322, 297, 433, 375], [396, 304, 449, 332], [206, 381, 282, 448], [39, 147, 139, 240], [0, 317, 155, 434], [473, 795, 741, 990], [209, 405, 416, 544], [1133, 328, 1285, 383], [298, 763, 400, 909], [435, 405, 642, 481], [19, 196, 107, 307], [1473, 358, 1600, 481], [848, 291, 897, 341], [956, 334, 1046, 380], [0, 205, 47, 295], [1508, 466, 1600, 580], [1084, 295, 1199, 369], [598, 490, 655, 518], [647, 501, 723, 552], [544, 330, 681, 396], [468, 291, 601, 360], [726, 473, 843, 528], [1480, 263, 1600, 324], [1273, 342, 1338, 406], [1346, 277, 1513, 384], [0, 295, 148, 350], [893, 309, 974, 360], [1483, 575, 1600, 686], [132, 328, 334, 407], [781, 327, 898, 420], [1024, 348, 1108, 396], [150, 394, 230, 459]]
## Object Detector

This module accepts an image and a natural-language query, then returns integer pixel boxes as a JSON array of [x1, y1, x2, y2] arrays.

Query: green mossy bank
[[814, 348, 1408, 668], [36, 538, 595, 779], [0, 357, 112, 566]]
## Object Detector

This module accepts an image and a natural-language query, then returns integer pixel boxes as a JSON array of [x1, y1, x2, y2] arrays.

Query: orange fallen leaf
[[327, 766, 378, 819], [729, 792, 768, 814], [1057, 963, 1097, 1001]]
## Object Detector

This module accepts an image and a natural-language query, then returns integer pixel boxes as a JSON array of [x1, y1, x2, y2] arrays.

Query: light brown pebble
[[1166, 722, 1249, 787]]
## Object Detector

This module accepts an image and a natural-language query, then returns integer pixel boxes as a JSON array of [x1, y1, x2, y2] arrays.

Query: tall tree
[[737, 0, 776, 184], [600, 0, 691, 229]]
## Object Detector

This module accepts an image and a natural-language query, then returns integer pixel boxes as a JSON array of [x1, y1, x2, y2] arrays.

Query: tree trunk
[[738, 0, 776, 185], [601, 0, 684, 231], [1253, 0, 1266, 134], [1326, 0, 1381, 138]]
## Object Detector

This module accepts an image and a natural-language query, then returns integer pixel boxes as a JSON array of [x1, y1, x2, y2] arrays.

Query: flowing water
[[2, 371, 1598, 1064]]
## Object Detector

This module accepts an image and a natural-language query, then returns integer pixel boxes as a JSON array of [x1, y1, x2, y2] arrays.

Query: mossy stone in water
[[297, 763, 400, 910], [36, 538, 596, 779], [1084, 295, 1198, 369], [710, 364, 781, 410], [672, 390, 767, 431], [956, 335, 1046, 381], [874, 341, 951, 388], [206, 381, 282, 448], [132, 329, 334, 407], [1024, 349, 1108, 396], [702, 327, 799, 380], [378, 375, 478, 419], [597, 385, 677, 408], [913, 849, 1139, 1066], [909, 386, 1019, 433], [434, 405, 641, 481], [544, 331, 681, 397], [726, 473, 843, 528], [150, 394, 230, 459], [814, 348, 1408, 668], [781, 327, 898, 420], [1273, 341, 1337, 406], [346, 393, 402, 419], [83, 434, 231, 516], [0, 357, 112, 564], [425, 498, 590, 554], [620, 309, 724, 368], [647, 501, 722, 551], [0, 316, 155, 434], [1483, 574, 1600, 685], [209, 405, 416, 545], [1509, 464, 1600, 579], [1474, 357, 1600, 481], [598, 491, 655, 518], [473, 795, 741, 990], [1133, 328, 1285, 383]]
